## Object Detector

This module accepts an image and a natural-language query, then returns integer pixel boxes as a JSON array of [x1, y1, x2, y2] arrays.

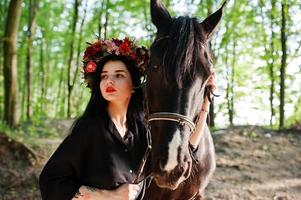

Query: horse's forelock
[[156, 17, 212, 88]]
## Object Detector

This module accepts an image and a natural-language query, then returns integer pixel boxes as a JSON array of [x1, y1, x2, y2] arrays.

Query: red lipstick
[[105, 86, 116, 93]]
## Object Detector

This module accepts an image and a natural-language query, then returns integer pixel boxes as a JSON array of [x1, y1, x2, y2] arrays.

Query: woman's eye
[[116, 74, 125, 78], [100, 75, 108, 80]]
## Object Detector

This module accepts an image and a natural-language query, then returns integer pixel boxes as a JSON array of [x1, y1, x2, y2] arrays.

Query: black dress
[[39, 112, 149, 200]]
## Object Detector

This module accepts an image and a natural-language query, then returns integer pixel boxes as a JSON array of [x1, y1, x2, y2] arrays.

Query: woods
[[0, 0, 300, 128], [3, 0, 22, 127], [0, 0, 300, 199]]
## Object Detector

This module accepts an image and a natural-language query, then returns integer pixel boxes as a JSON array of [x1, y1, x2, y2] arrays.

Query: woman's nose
[[106, 76, 114, 84]]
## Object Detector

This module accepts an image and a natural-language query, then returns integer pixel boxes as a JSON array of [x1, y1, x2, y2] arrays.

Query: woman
[[39, 38, 149, 200], [39, 37, 217, 200]]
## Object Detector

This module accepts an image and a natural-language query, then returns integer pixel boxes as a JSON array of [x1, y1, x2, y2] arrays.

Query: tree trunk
[[56, 67, 64, 117], [98, 0, 106, 39], [67, 0, 79, 118], [142, 0, 153, 42], [39, 35, 45, 113], [0, 45, 2, 119], [69, 0, 88, 116], [74, 0, 88, 85], [229, 39, 236, 126], [225, 43, 232, 126], [103, 0, 110, 39], [279, 0, 287, 129], [259, 0, 277, 127], [25, 0, 39, 120], [269, 0, 276, 126], [3, 0, 22, 127], [0, 1, 9, 119]]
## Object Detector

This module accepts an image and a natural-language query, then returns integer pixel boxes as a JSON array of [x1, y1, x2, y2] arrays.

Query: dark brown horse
[[142, 1, 226, 199]]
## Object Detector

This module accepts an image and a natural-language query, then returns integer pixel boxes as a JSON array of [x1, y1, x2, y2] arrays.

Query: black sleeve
[[39, 119, 87, 200], [189, 143, 200, 163]]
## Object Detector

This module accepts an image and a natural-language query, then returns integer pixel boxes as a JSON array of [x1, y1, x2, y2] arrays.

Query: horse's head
[[146, 0, 226, 190]]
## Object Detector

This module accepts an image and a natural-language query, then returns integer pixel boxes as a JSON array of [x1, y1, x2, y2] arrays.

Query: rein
[[133, 128, 152, 184]]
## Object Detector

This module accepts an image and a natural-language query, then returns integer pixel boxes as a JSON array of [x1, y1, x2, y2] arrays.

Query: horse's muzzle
[[153, 161, 192, 190]]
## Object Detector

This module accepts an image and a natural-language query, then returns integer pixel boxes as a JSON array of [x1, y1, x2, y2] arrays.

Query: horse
[[142, 1, 226, 199]]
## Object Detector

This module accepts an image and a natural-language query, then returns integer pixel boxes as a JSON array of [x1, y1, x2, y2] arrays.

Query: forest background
[[0, 0, 301, 199], [1, 0, 300, 132]]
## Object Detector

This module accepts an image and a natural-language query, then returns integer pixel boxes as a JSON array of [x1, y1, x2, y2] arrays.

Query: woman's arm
[[39, 119, 87, 200], [189, 74, 217, 148], [72, 184, 140, 200], [189, 98, 210, 148]]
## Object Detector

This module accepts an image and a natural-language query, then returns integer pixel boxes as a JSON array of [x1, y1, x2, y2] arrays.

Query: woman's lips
[[105, 86, 116, 93]]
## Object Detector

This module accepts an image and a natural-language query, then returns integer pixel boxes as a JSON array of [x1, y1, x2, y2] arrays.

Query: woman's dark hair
[[71, 54, 145, 132]]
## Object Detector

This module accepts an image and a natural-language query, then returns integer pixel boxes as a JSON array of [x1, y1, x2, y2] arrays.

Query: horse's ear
[[151, 0, 171, 32], [201, 1, 227, 40]]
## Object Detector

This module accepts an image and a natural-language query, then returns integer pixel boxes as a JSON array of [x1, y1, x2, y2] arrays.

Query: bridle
[[148, 112, 196, 132], [133, 111, 201, 200], [133, 35, 214, 200], [148, 112, 200, 164], [133, 111, 201, 184], [133, 73, 212, 186]]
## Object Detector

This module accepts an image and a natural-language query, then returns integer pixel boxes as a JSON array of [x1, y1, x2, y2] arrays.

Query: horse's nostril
[[153, 158, 166, 173], [183, 161, 192, 178], [158, 159, 165, 171]]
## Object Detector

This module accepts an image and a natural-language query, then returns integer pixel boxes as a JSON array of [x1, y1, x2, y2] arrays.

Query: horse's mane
[[158, 16, 212, 88]]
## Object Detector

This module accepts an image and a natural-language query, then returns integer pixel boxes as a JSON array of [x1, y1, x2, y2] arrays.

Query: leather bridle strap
[[148, 112, 196, 132], [133, 112, 196, 183], [133, 128, 152, 184]]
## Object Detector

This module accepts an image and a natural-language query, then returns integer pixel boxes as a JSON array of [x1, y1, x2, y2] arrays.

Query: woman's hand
[[72, 184, 140, 200], [206, 73, 217, 100], [202, 73, 217, 111], [112, 184, 140, 200]]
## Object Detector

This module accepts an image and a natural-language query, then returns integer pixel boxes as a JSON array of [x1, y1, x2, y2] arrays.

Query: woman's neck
[[107, 101, 129, 128]]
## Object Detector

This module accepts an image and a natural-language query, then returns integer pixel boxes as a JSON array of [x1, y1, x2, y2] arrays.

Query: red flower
[[124, 37, 132, 44], [85, 60, 97, 73], [83, 41, 102, 59], [84, 46, 94, 59], [129, 52, 137, 60], [112, 38, 123, 46], [92, 41, 102, 52], [119, 42, 131, 54]]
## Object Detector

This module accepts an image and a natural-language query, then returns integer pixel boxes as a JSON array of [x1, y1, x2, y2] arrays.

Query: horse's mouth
[[154, 177, 180, 190], [153, 161, 192, 190]]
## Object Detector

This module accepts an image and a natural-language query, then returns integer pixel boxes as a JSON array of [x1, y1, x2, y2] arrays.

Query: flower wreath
[[82, 37, 149, 88]]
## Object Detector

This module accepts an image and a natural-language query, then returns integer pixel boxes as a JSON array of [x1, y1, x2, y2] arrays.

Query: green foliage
[[287, 97, 301, 127], [0, 119, 59, 147], [0, 0, 300, 129]]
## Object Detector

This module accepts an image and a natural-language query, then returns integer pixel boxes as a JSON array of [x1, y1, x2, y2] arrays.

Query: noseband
[[147, 111, 199, 165], [133, 112, 198, 184], [148, 112, 199, 164], [148, 112, 196, 132]]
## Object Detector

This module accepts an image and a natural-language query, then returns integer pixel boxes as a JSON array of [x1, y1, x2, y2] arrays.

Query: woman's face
[[100, 60, 133, 104]]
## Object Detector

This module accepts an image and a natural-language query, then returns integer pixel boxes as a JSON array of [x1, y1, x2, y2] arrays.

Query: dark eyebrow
[[101, 70, 127, 74], [115, 70, 127, 73]]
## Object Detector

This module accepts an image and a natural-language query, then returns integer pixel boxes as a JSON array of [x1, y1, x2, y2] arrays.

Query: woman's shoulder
[[69, 114, 107, 136]]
